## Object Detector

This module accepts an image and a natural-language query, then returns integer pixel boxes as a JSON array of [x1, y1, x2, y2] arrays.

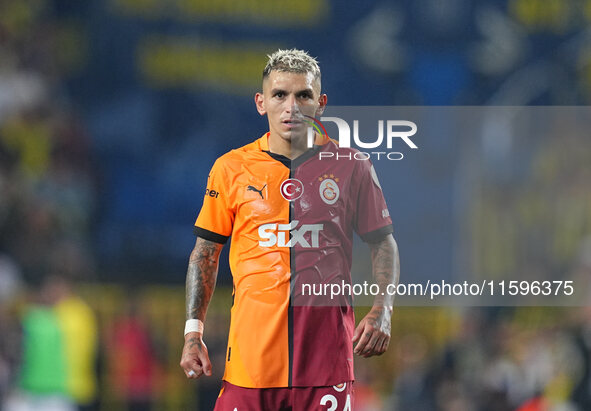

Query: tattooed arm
[[352, 233, 399, 357], [180, 236, 224, 379]]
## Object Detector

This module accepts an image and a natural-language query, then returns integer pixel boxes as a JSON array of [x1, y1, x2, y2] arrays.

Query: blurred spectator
[[0, 103, 97, 282], [572, 309, 591, 411], [4, 275, 75, 411], [354, 360, 384, 411], [0, 253, 23, 309], [389, 332, 435, 410], [105, 294, 161, 411], [52, 274, 99, 411], [0, 253, 23, 408], [516, 396, 547, 411], [571, 239, 591, 411]]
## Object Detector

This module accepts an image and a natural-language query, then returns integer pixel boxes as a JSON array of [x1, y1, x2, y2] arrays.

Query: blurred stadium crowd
[[1, 0, 591, 410]]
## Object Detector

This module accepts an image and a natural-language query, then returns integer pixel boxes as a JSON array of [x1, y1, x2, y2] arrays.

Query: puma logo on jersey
[[247, 184, 266, 199], [258, 220, 323, 248]]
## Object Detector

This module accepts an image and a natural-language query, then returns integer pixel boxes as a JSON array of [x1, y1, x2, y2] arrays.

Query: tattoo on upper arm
[[186, 238, 223, 321]]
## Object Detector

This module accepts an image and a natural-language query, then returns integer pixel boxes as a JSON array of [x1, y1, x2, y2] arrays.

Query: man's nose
[[285, 95, 300, 113]]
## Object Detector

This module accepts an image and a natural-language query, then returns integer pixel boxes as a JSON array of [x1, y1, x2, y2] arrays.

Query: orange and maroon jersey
[[194, 133, 393, 388]]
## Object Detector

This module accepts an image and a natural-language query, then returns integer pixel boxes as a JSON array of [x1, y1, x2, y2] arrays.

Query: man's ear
[[255, 92, 266, 116], [316, 94, 328, 116]]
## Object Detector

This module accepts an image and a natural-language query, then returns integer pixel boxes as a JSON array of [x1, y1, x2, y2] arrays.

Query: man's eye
[[275, 92, 285, 98], [299, 93, 312, 99]]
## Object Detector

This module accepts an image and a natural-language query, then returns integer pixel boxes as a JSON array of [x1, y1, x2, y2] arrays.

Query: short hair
[[263, 48, 321, 82]]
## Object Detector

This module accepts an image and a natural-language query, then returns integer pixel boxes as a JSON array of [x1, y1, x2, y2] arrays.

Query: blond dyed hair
[[263, 48, 321, 82]]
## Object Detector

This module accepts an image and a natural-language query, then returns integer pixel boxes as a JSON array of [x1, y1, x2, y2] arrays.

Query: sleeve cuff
[[360, 224, 394, 244], [193, 226, 229, 244]]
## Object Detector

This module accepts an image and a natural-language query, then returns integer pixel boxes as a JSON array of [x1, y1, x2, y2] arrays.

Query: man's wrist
[[371, 304, 393, 315], [184, 319, 204, 336]]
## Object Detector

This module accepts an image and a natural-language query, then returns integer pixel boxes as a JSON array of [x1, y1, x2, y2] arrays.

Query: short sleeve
[[354, 160, 393, 243], [194, 158, 235, 244]]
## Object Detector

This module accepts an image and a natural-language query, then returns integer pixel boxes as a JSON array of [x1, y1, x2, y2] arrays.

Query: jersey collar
[[258, 132, 329, 169], [256, 132, 330, 151]]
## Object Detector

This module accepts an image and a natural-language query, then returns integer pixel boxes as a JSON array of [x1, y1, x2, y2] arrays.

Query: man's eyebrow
[[270, 88, 314, 95]]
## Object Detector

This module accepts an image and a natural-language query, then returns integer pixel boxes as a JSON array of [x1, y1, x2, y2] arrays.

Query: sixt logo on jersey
[[258, 220, 323, 248], [303, 115, 418, 161]]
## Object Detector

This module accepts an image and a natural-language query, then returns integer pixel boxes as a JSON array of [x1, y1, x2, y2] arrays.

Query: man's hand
[[181, 237, 222, 379], [352, 306, 392, 357], [180, 332, 212, 379], [355, 234, 398, 358]]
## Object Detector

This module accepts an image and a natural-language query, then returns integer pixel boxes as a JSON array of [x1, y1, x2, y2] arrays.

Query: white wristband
[[184, 319, 204, 336]]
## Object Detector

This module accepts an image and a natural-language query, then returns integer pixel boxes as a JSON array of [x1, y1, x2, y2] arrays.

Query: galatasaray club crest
[[280, 178, 304, 201], [318, 174, 340, 205]]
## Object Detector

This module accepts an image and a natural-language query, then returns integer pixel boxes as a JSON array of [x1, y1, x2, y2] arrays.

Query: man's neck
[[267, 133, 308, 160]]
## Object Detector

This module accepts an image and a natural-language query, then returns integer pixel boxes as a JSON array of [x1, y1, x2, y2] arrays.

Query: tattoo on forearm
[[369, 235, 400, 309], [186, 238, 222, 321]]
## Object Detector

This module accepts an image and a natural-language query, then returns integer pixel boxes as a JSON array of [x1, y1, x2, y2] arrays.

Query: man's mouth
[[282, 118, 303, 126]]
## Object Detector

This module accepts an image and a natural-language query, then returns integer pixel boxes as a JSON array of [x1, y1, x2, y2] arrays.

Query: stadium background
[[1, 0, 591, 410]]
